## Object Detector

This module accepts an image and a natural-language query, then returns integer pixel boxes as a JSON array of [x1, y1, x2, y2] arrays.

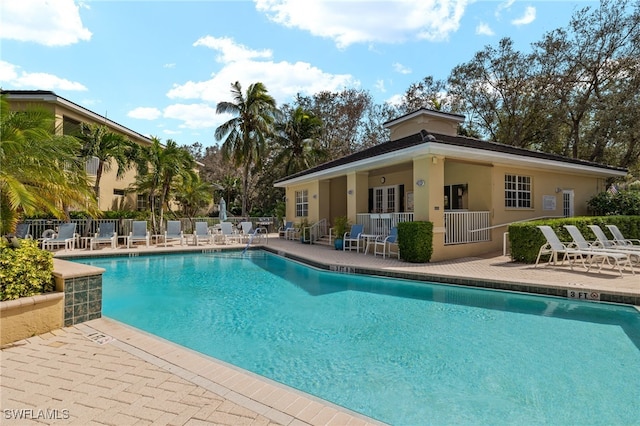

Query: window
[[295, 190, 308, 217], [113, 189, 125, 196], [505, 174, 531, 208], [137, 194, 147, 211], [85, 156, 99, 176], [372, 185, 398, 213]]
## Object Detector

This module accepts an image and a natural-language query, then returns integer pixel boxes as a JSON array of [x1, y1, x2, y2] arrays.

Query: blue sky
[[1, 0, 597, 147]]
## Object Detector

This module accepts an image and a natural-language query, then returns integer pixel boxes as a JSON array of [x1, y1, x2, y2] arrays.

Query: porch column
[[413, 155, 445, 257], [346, 171, 369, 223]]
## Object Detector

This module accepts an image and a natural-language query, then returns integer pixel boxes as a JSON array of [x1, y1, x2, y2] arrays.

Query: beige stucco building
[[3, 90, 154, 211], [275, 109, 627, 261]]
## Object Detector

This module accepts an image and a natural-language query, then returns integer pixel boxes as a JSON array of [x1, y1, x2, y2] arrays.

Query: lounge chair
[[605, 224, 640, 248], [192, 221, 213, 245], [127, 221, 150, 248], [564, 225, 638, 270], [216, 222, 241, 244], [90, 222, 117, 250], [588, 225, 640, 252], [15, 223, 32, 239], [373, 226, 399, 259], [240, 221, 267, 244], [343, 224, 364, 252], [42, 223, 77, 251], [536, 226, 632, 276], [163, 220, 184, 247]]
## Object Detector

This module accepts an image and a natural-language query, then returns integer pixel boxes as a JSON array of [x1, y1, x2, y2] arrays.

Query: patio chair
[[15, 223, 32, 239], [127, 221, 150, 248], [343, 224, 364, 252], [605, 224, 640, 248], [588, 225, 640, 252], [192, 221, 213, 246], [279, 221, 293, 239], [240, 221, 267, 244], [90, 222, 117, 250], [373, 226, 399, 259], [163, 220, 184, 247], [42, 223, 77, 251]]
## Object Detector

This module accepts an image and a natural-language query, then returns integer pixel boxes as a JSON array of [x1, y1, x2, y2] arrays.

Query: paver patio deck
[[2, 234, 638, 425]]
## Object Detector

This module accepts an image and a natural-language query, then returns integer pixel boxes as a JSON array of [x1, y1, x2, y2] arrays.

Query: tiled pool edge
[[81, 318, 385, 426], [261, 246, 640, 306]]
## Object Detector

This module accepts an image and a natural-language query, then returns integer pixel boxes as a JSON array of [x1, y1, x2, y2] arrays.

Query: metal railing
[[301, 218, 328, 244], [356, 213, 413, 235], [444, 211, 491, 244]]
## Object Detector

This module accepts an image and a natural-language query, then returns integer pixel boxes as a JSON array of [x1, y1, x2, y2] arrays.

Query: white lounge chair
[[373, 226, 399, 259], [564, 225, 637, 274], [536, 225, 632, 276], [605, 224, 640, 248], [90, 222, 117, 250], [278, 221, 294, 239], [588, 225, 640, 252], [127, 221, 150, 248], [343, 224, 364, 252], [164, 220, 184, 247], [216, 222, 241, 244], [42, 223, 77, 251], [192, 222, 213, 246], [239, 221, 267, 244]]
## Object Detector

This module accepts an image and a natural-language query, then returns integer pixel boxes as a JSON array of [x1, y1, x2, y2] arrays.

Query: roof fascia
[[274, 142, 625, 187]]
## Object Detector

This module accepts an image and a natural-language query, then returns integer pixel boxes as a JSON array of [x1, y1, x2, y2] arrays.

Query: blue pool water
[[76, 252, 640, 425]]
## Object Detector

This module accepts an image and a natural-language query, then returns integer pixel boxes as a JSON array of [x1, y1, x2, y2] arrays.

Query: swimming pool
[[76, 251, 640, 425]]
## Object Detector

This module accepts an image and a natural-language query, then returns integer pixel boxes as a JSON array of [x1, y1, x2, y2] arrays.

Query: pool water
[[76, 252, 640, 425]]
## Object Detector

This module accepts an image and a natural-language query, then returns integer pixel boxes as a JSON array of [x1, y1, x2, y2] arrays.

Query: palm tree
[[273, 106, 326, 175], [0, 96, 97, 234], [77, 123, 136, 199], [215, 81, 279, 217], [173, 175, 213, 223], [129, 138, 196, 233]]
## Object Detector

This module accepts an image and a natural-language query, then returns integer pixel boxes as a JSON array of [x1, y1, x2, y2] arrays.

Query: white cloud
[[134, 37, 357, 135], [254, 0, 470, 48], [512, 6, 536, 26], [128, 107, 163, 120], [495, 0, 515, 19], [0, 61, 87, 90], [194, 36, 272, 63], [385, 93, 404, 106], [476, 22, 494, 36], [393, 62, 412, 75], [163, 63, 176, 69], [163, 103, 221, 130], [0, 0, 91, 46], [374, 79, 386, 93]]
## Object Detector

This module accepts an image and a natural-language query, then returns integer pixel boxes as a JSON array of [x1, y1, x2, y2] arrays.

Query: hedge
[[509, 215, 640, 264], [0, 239, 54, 301], [398, 221, 433, 263]]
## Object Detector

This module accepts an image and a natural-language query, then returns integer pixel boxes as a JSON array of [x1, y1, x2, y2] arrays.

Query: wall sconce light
[[432, 157, 437, 164], [416, 179, 425, 187], [312, 194, 318, 199], [555, 187, 562, 193], [347, 189, 354, 195]]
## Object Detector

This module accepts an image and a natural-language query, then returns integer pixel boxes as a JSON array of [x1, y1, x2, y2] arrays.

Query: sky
[[1, 0, 599, 147]]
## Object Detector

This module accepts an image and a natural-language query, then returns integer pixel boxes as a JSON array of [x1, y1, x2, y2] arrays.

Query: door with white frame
[[562, 189, 574, 217]]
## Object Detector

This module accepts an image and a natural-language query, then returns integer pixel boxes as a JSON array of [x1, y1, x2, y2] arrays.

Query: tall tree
[[0, 96, 97, 233], [273, 106, 326, 176], [215, 81, 279, 217], [532, 0, 640, 162], [448, 37, 547, 148], [129, 138, 196, 233], [77, 123, 136, 200]]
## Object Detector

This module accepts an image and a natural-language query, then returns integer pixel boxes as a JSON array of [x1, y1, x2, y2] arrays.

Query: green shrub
[[587, 190, 640, 215], [0, 239, 54, 301], [509, 215, 640, 263], [398, 221, 433, 263]]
